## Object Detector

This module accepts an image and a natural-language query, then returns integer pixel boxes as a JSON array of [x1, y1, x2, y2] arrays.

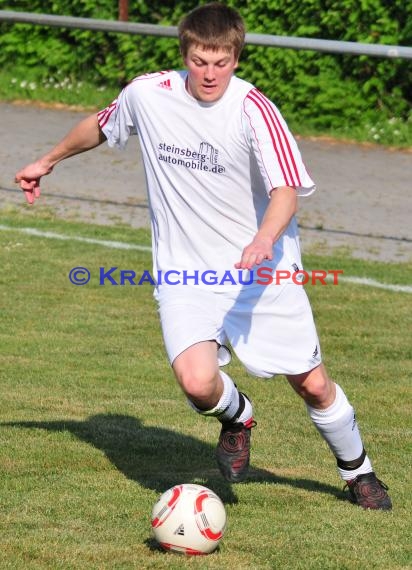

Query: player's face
[[184, 46, 238, 103]]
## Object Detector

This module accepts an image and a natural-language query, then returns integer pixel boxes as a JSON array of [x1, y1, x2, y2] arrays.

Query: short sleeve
[[243, 88, 315, 196], [97, 86, 137, 150]]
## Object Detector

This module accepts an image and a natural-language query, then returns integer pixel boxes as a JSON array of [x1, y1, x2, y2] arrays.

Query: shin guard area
[[307, 383, 364, 461], [189, 371, 252, 424]]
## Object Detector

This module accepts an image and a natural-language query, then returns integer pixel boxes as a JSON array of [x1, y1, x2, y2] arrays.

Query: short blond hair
[[178, 2, 245, 60]]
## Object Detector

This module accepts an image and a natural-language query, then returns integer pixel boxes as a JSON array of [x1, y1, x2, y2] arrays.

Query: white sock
[[338, 456, 373, 481], [189, 370, 253, 424], [307, 383, 373, 480]]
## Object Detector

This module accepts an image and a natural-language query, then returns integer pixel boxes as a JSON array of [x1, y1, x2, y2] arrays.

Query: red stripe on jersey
[[98, 71, 173, 129], [131, 70, 171, 83], [97, 101, 117, 129], [246, 89, 301, 187]]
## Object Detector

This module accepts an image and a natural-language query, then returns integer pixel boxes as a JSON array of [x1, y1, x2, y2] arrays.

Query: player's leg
[[156, 285, 254, 482], [286, 364, 392, 510], [222, 282, 391, 508], [172, 340, 255, 482], [172, 340, 223, 409]]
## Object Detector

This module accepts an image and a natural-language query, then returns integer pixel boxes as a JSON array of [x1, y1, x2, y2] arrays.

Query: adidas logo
[[312, 345, 319, 359], [174, 524, 185, 536], [157, 78, 172, 90]]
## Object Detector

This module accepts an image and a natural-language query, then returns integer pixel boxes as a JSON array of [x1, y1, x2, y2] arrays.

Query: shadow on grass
[[2, 413, 345, 504]]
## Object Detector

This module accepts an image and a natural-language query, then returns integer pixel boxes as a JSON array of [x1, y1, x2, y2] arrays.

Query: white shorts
[[155, 283, 322, 377]]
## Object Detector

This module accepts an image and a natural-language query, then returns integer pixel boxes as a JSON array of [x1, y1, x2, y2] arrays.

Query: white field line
[[1, 224, 411, 293], [0, 224, 152, 252], [325, 273, 412, 294]]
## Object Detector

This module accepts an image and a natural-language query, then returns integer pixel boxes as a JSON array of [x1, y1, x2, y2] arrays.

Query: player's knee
[[287, 365, 334, 407], [175, 367, 219, 401], [301, 378, 331, 406]]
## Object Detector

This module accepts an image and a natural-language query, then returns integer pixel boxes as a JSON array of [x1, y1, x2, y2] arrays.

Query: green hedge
[[0, 0, 411, 133]]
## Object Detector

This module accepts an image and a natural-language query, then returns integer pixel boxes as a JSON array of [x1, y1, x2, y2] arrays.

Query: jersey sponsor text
[[158, 141, 225, 173]]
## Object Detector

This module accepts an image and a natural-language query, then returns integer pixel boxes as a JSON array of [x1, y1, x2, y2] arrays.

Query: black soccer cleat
[[344, 472, 392, 511], [216, 417, 256, 483]]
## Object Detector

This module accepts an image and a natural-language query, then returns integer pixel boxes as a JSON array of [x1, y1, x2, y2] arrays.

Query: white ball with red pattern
[[151, 483, 227, 555]]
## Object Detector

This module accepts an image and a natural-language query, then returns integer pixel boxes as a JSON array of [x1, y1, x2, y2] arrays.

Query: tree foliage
[[0, 0, 410, 131]]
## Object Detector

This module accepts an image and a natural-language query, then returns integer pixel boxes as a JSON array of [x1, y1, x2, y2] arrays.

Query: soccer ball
[[151, 483, 227, 555]]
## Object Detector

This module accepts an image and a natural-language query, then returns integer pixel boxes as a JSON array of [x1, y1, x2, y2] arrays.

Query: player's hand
[[234, 235, 273, 270], [15, 160, 53, 204]]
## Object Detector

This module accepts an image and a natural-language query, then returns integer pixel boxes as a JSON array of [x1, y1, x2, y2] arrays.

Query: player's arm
[[15, 113, 106, 204], [234, 185, 297, 269]]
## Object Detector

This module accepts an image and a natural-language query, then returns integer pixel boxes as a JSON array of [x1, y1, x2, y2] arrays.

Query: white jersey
[[98, 70, 315, 290]]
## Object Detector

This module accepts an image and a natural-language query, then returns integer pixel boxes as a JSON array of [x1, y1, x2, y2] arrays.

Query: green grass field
[[1, 210, 411, 569]]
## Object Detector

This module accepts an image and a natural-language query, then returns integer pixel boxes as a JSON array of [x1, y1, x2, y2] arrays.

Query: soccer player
[[15, 2, 391, 510]]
